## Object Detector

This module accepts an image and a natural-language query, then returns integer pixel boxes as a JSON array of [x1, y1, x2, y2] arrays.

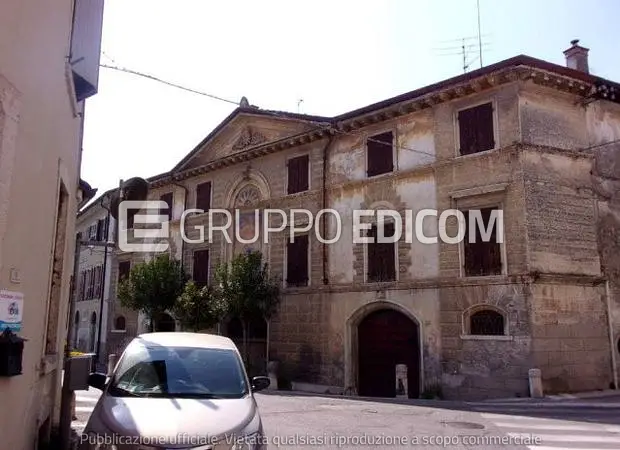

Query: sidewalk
[[477, 388, 620, 404]]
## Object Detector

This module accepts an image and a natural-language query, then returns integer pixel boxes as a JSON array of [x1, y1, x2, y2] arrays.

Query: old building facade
[[119, 42, 620, 400], [0, 0, 104, 448]]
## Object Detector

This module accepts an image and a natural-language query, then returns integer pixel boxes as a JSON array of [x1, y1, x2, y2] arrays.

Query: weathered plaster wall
[[520, 86, 588, 150], [522, 149, 600, 275], [440, 283, 532, 400], [589, 100, 620, 385], [530, 283, 611, 393]]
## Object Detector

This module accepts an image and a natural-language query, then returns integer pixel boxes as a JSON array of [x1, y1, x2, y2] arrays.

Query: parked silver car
[[80, 332, 270, 449]]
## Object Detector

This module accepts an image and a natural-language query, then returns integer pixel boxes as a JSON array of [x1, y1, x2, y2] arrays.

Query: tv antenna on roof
[[433, 0, 489, 73]]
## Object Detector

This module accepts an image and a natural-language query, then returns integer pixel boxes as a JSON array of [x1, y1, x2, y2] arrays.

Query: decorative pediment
[[232, 127, 267, 151]]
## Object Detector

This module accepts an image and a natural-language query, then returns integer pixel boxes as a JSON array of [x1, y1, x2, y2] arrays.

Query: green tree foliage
[[174, 281, 228, 332], [215, 250, 280, 361], [118, 254, 188, 331]]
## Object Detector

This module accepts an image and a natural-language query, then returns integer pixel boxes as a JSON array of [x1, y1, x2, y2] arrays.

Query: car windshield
[[108, 342, 249, 399]]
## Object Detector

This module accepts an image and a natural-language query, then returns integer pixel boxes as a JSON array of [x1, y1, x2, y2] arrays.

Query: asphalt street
[[73, 389, 620, 449]]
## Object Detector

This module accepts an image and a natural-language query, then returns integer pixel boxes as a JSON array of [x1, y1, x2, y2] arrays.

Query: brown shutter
[[287, 235, 309, 286], [458, 108, 477, 155], [459, 103, 494, 155], [287, 155, 309, 194], [196, 182, 212, 211], [192, 250, 210, 287], [78, 272, 84, 301], [118, 261, 131, 282], [160, 192, 173, 221], [367, 131, 393, 177]]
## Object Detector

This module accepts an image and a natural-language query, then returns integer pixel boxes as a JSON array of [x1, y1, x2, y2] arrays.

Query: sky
[[81, 0, 620, 195]]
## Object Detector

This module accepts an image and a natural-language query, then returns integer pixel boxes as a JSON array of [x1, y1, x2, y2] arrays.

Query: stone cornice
[[150, 65, 607, 190]]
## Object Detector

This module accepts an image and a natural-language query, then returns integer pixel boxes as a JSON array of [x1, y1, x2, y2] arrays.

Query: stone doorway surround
[[345, 300, 424, 397]]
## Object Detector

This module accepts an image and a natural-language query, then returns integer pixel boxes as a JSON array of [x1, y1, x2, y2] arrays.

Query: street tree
[[118, 254, 188, 332], [174, 281, 228, 332], [215, 250, 280, 364]]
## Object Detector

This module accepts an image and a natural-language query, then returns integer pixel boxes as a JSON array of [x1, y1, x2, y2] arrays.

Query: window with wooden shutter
[[458, 102, 495, 155], [160, 192, 173, 221], [94, 266, 101, 298], [367, 223, 396, 282], [85, 268, 92, 299], [96, 219, 105, 241], [286, 234, 309, 286], [462, 207, 502, 276], [196, 182, 212, 211], [78, 272, 84, 302], [118, 261, 131, 283], [287, 155, 310, 194], [367, 131, 394, 177], [193, 249, 210, 287]]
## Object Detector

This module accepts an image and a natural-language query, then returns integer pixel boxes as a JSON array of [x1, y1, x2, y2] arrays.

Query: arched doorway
[[224, 316, 268, 376], [154, 312, 176, 332], [89, 312, 97, 352], [357, 308, 420, 398]]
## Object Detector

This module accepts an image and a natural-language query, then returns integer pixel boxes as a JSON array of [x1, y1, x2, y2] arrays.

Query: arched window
[[469, 309, 505, 336], [114, 316, 126, 331]]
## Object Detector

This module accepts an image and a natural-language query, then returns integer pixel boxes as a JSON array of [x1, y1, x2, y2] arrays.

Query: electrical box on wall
[[0, 329, 26, 377]]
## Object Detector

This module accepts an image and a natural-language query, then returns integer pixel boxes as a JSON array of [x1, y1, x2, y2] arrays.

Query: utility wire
[[99, 56, 620, 161], [100, 63, 239, 106]]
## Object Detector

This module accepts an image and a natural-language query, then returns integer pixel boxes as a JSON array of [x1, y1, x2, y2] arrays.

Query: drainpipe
[[605, 279, 618, 389], [171, 177, 188, 270], [321, 135, 335, 285]]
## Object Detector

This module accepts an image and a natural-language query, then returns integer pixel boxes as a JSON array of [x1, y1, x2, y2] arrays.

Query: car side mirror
[[88, 372, 107, 390], [251, 376, 270, 392]]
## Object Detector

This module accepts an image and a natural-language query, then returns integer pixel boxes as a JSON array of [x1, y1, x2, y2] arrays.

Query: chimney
[[563, 39, 589, 73]]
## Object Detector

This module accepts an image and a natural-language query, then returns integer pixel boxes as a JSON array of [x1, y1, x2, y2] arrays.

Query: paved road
[[73, 390, 620, 449]]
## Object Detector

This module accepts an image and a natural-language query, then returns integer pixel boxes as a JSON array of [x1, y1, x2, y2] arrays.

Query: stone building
[[0, 0, 104, 448], [121, 41, 620, 400]]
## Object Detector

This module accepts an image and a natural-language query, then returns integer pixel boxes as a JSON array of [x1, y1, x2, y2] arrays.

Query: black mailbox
[[0, 328, 26, 377]]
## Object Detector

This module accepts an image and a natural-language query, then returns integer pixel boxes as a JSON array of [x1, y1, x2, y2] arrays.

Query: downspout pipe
[[171, 177, 189, 270], [321, 134, 335, 285], [95, 198, 111, 365]]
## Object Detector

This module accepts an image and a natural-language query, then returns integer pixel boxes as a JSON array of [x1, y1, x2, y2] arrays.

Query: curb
[[480, 389, 620, 404]]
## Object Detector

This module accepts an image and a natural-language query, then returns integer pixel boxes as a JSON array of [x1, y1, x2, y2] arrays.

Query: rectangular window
[[286, 234, 309, 287], [77, 272, 84, 302], [458, 102, 495, 155], [196, 182, 212, 211], [287, 155, 310, 194], [88, 224, 97, 241], [367, 131, 394, 177], [462, 207, 502, 276], [96, 219, 105, 241], [118, 261, 131, 283], [192, 249, 210, 287], [367, 223, 396, 282], [160, 192, 173, 221], [94, 266, 101, 298], [88, 267, 95, 299]]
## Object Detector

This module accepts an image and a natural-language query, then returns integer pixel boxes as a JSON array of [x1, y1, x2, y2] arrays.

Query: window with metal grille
[[462, 207, 502, 276], [192, 249, 210, 287], [287, 155, 309, 194], [286, 234, 309, 286], [458, 102, 495, 155], [160, 192, 173, 221], [118, 261, 131, 283], [469, 309, 505, 335], [196, 182, 212, 211], [367, 131, 394, 177], [367, 222, 396, 282]]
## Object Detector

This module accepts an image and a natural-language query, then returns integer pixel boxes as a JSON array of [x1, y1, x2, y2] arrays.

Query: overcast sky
[[80, 0, 620, 195]]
